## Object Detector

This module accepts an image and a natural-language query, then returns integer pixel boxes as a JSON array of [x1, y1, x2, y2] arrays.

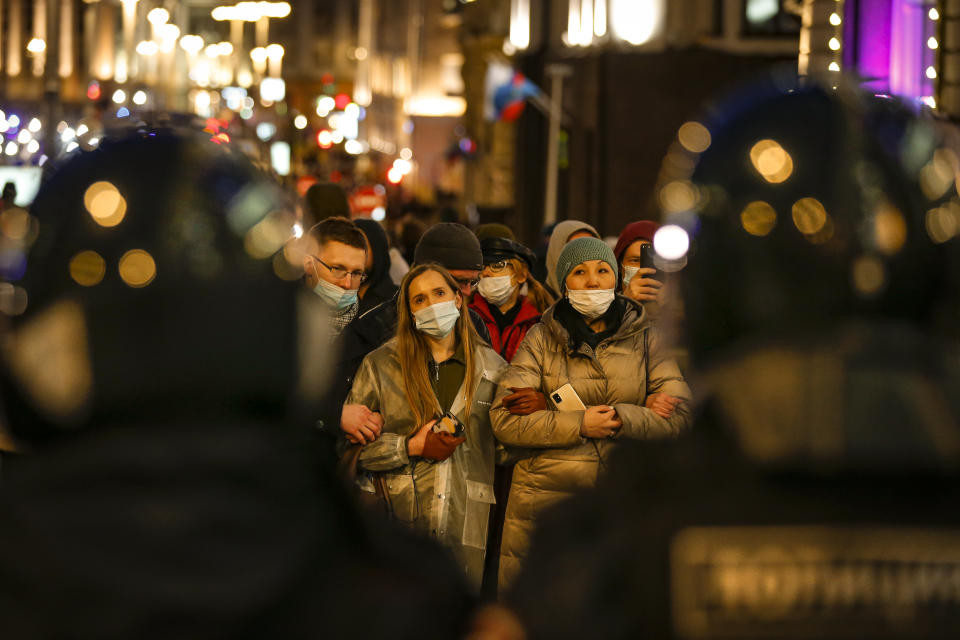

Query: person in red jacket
[[471, 236, 556, 596], [471, 237, 553, 363]]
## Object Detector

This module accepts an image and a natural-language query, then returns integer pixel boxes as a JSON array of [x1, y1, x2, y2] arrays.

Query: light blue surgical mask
[[313, 277, 358, 310], [622, 265, 641, 288], [414, 300, 461, 338]]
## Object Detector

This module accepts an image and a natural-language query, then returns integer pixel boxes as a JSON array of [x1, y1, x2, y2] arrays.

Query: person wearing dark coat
[[0, 131, 476, 639], [354, 218, 399, 316], [506, 74, 960, 640]]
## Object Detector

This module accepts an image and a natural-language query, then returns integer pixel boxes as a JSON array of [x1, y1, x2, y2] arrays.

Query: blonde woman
[[345, 263, 507, 590]]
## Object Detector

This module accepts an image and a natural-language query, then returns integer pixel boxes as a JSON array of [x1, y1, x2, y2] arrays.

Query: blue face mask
[[312, 276, 358, 310]]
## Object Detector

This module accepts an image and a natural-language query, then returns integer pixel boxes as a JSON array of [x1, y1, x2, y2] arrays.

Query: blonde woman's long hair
[[512, 258, 555, 313], [395, 263, 478, 428]]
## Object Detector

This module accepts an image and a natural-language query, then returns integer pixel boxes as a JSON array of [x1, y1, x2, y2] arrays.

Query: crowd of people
[[299, 195, 692, 595], [1, 70, 960, 639]]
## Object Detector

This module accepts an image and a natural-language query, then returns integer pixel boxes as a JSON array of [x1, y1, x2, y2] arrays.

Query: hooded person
[[354, 218, 399, 315], [508, 72, 960, 640], [489, 236, 692, 592], [0, 130, 474, 639], [543, 220, 600, 296]]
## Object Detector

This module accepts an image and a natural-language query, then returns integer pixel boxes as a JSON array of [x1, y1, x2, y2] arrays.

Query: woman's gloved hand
[[502, 387, 547, 415], [421, 430, 466, 461]]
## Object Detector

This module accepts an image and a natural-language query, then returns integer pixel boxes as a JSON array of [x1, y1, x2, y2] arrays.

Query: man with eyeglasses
[[300, 217, 390, 466], [302, 217, 368, 337]]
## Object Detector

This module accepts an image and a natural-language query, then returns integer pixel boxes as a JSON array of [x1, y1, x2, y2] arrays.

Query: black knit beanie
[[413, 223, 482, 271]]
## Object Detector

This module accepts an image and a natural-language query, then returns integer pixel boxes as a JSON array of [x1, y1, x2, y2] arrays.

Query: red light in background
[[296, 175, 318, 196], [321, 73, 335, 86], [87, 81, 101, 101], [334, 93, 351, 110], [330, 171, 343, 183]]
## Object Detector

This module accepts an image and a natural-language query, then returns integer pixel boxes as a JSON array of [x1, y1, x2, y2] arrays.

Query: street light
[[147, 8, 169, 25], [180, 35, 205, 54]]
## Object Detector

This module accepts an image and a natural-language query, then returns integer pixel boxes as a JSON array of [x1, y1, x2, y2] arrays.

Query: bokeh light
[[740, 201, 777, 236], [791, 197, 827, 235], [118, 249, 157, 288], [69, 251, 107, 287], [852, 255, 885, 296], [677, 122, 711, 154], [84, 181, 127, 227], [659, 180, 697, 213], [653, 224, 690, 260], [873, 203, 907, 255], [750, 139, 794, 184]]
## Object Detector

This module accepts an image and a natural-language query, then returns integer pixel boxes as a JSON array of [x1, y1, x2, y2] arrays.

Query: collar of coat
[[469, 294, 541, 328], [541, 294, 649, 353]]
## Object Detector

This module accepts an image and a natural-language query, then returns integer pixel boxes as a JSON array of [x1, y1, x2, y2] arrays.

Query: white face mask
[[567, 288, 615, 319], [414, 300, 461, 338], [622, 265, 641, 289], [476, 275, 518, 307]]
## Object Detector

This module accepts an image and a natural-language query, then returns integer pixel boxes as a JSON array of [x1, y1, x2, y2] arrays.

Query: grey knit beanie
[[555, 237, 618, 293], [413, 222, 483, 271]]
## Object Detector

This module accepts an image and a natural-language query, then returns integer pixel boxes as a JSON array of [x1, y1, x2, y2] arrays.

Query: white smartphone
[[550, 383, 586, 411]]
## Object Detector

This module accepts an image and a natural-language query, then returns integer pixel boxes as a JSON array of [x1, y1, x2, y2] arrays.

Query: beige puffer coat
[[346, 337, 507, 591], [490, 297, 692, 591]]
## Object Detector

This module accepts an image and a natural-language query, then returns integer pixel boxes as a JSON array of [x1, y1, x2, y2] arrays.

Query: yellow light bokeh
[[659, 180, 697, 213], [925, 203, 960, 244], [0, 208, 31, 240], [750, 139, 794, 184], [677, 122, 712, 154], [852, 255, 885, 297], [118, 249, 157, 288], [69, 250, 106, 287], [83, 181, 127, 227], [740, 201, 777, 237], [791, 197, 828, 235], [919, 148, 957, 201], [873, 203, 907, 255]]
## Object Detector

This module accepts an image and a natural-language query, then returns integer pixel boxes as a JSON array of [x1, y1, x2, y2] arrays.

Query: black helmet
[[657, 71, 960, 365], [2, 129, 304, 440]]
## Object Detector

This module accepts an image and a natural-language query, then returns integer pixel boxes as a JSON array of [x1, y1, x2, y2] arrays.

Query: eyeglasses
[[454, 277, 479, 290], [482, 260, 515, 275], [313, 256, 368, 283]]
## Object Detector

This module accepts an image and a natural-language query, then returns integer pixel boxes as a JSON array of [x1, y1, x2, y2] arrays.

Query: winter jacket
[[470, 295, 542, 363], [313, 294, 491, 456], [509, 324, 960, 639], [490, 296, 692, 590], [346, 338, 507, 590]]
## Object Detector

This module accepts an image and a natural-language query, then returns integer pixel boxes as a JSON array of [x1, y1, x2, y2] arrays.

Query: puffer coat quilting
[[490, 297, 692, 591]]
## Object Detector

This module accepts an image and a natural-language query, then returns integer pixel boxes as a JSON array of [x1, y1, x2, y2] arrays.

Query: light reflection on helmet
[[3, 130, 304, 439], [657, 70, 960, 365]]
